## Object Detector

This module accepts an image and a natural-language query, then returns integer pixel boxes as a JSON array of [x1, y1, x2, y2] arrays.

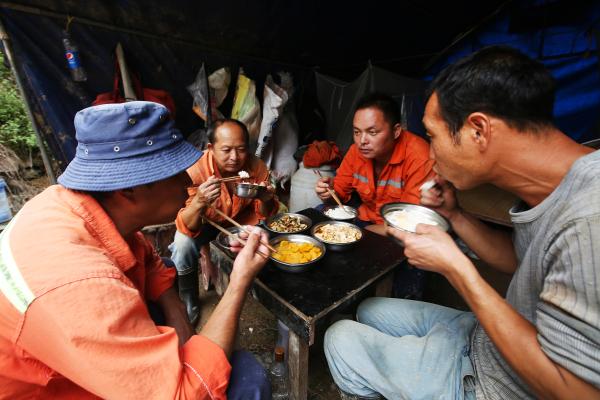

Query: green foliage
[[0, 53, 37, 157]]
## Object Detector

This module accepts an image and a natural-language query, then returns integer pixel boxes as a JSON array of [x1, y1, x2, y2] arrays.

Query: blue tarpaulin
[[1, 0, 598, 173]]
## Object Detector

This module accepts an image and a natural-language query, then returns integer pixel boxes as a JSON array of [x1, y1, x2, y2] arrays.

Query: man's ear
[[392, 123, 402, 140], [207, 142, 214, 152], [465, 112, 491, 151]]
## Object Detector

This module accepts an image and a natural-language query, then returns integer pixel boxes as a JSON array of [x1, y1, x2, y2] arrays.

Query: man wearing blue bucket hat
[[0, 102, 271, 399]]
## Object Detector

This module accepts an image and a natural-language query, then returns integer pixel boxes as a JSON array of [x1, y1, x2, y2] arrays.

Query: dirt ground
[[197, 286, 342, 400]]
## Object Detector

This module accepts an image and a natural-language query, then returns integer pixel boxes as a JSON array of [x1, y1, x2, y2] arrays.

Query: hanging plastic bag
[[255, 75, 288, 166], [231, 69, 261, 150], [271, 72, 299, 187], [188, 65, 231, 122]]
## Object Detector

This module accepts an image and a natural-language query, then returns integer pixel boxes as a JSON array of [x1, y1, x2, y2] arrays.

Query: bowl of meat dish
[[311, 221, 362, 251], [381, 202, 449, 234], [264, 213, 312, 235], [321, 204, 358, 222], [216, 226, 244, 249], [269, 234, 326, 273]]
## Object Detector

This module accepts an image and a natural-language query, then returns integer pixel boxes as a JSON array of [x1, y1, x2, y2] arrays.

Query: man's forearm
[[450, 210, 517, 274], [198, 279, 249, 357], [180, 202, 205, 233], [448, 263, 600, 399]]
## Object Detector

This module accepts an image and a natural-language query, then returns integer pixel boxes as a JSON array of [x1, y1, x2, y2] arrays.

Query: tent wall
[[316, 65, 427, 152], [426, 1, 600, 144], [0, 6, 308, 171]]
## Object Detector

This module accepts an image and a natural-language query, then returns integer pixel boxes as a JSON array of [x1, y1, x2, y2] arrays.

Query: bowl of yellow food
[[269, 234, 326, 273]]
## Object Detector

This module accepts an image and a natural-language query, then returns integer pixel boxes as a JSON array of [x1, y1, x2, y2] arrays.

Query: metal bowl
[[264, 213, 312, 235], [235, 182, 265, 198], [380, 202, 450, 233], [321, 204, 358, 221], [215, 226, 243, 249], [311, 220, 362, 252], [269, 234, 326, 273]]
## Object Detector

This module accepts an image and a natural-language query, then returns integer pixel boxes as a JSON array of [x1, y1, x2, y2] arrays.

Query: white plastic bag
[[255, 75, 288, 166]]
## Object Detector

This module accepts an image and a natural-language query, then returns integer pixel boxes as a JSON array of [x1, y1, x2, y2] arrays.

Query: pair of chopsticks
[[218, 175, 245, 183], [205, 206, 278, 259], [313, 170, 346, 209], [204, 218, 270, 259]]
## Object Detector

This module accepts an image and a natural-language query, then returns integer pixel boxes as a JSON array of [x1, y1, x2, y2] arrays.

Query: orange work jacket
[[333, 130, 433, 224], [176, 150, 278, 237], [0, 186, 230, 399]]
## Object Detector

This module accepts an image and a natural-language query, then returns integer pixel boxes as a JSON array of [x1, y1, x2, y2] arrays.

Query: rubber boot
[[177, 268, 201, 326]]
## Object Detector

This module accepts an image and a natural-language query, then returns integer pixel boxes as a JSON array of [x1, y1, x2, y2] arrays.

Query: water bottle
[[0, 178, 13, 223], [62, 32, 87, 82], [270, 346, 289, 399]]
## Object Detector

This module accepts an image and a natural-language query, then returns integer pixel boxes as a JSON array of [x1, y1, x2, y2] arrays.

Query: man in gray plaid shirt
[[324, 46, 600, 399]]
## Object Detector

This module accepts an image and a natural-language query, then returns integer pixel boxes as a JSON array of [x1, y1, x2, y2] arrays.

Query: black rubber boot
[[177, 269, 201, 326]]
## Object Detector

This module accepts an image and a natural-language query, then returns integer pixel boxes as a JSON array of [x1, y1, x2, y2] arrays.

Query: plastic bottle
[[276, 320, 289, 361], [0, 178, 13, 223], [62, 32, 87, 82], [270, 346, 289, 399]]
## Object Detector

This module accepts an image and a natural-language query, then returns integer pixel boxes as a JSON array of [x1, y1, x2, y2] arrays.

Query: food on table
[[272, 241, 322, 264], [314, 224, 361, 243], [268, 215, 308, 233], [324, 206, 355, 219], [386, 210, 439, 232]]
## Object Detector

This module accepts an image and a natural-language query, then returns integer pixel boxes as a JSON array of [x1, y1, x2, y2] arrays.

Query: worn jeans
[[324, 298, 477, 400], [168, 228, 218, 274], [227, 350, 272, 400]]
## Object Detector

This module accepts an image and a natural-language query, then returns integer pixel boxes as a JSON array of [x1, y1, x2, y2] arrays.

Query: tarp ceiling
[[1, 0, 599, 172]]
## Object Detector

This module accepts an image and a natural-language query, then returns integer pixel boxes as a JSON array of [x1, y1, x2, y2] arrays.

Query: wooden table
[[209, 208, 406, 400]]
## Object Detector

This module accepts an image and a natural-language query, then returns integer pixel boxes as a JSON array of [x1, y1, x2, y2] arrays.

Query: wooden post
[[374, 271, 394, 297], [288, 330, 309, 400]]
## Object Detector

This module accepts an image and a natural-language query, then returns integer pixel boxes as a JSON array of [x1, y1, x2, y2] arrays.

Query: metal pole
[[0, 17, 56, 183]]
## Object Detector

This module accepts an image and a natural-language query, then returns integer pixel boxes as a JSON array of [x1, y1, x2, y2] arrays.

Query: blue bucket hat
[[58, 101, 202, 191]]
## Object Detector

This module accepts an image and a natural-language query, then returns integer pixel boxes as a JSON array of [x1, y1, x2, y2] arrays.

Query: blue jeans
[[324, 298, 477, 400], [228, 350, 272, 400], [169, 228, 218, 274]]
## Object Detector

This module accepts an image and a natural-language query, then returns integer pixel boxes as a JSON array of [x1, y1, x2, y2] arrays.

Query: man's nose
[[360, 133, 368, 144], [230, 151, 238, 161]]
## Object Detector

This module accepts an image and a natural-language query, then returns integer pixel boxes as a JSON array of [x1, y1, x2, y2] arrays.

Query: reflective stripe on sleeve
[[0, 214, 34, 314], [377, 179, 404, 188], [353, 173, 369, 183]]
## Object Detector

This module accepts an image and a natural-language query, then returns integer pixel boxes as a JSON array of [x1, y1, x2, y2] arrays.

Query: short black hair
[[428, 45, 556, 141], [355, 92, 401, 127], [208, 118, 250, 146]]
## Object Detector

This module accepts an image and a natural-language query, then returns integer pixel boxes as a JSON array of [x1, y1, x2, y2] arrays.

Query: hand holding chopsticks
[[204, 218, 271, 259], [210, 207, 278, 253], [313, 170, 347, 210]]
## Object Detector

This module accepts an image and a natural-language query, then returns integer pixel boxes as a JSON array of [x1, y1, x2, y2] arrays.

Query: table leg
[[215, 266, 229, 296], [374, 271, 394, 297], [288, 329, 309, 400]]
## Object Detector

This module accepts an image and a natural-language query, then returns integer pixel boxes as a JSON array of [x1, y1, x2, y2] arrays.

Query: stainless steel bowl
[[311, 220, 362, 252], [216, 226, 243, 249], [264, 213, 312, 235], [321, 204, 358, 221], [235, 182, 265, 198], [269, 234, 326, 273], [380, 202, 450, 233]]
